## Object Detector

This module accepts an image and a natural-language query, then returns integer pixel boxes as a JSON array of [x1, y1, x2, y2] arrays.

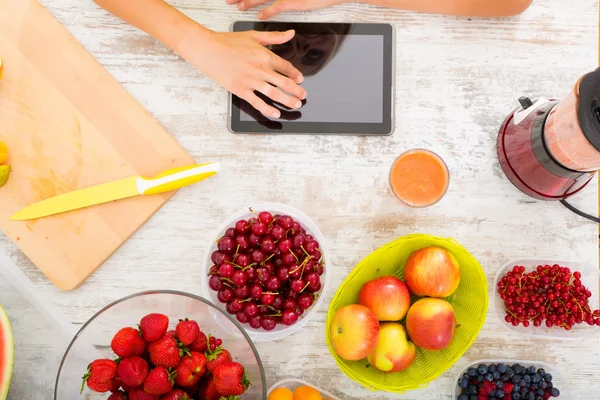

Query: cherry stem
[[506, 309, 518, 318], [239, 298, 252, 303], [290, 249, 299, 262], [233, 244, 240, 260], [242, 263, 257, 271], [222, 281, 235, 289], [299, 281, 311, 293], [265, 313, 282, 317], [262, 292, 279, 295]]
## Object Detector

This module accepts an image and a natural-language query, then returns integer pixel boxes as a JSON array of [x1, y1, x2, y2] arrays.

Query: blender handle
[[560, 199, 600, 223]]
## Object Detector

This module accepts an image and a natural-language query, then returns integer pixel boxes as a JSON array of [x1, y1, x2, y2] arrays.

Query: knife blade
[[9, 162, 220, 221]]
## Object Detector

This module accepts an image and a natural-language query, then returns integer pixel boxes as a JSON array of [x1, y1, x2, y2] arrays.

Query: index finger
[[258, 0, 291, 20], [270, 55, 303, 84]]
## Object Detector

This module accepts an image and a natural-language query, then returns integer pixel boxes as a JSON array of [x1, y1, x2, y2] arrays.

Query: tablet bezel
[[228, 21, 395, 135]]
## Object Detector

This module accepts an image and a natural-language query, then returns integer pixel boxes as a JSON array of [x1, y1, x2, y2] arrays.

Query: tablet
[[228, 22, 395, 135]]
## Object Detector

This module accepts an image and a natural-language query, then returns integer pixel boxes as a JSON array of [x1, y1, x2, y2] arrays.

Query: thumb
[[251, 29, 295, 45]]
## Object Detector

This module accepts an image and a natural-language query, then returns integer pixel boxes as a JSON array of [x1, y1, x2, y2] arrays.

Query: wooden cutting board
[[0, 0, 194, 290]]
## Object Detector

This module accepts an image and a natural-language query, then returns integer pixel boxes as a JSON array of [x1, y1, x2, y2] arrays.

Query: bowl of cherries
[[202, 202, 330, 341]]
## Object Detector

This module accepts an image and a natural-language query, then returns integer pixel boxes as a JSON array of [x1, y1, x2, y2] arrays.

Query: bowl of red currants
[[202, 202, 330, 341], [493, 258, 600, 340]]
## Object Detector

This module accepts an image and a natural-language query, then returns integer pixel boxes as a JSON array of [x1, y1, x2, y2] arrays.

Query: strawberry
[[81, 359, 118, 393], [180, 351, 207, 376], [198, 377, 221, 400], [212, 362, 251, 396], [189, 331, 207, 353], [117, 356, 149, 388], [128, 387, 159, 400], [174, 364, 200, 388], [144, 366, 175, 395], [140, 313, 169, 343], [175, 319, 200, 346], [108, 390, 128, 400], [148, 335, 181, 368], [503, 383, 514, 394], [111, 327, 146, 358], [159, 389, 190, 400], [110, 377, 123, 393], [206, 348, 231, 373]]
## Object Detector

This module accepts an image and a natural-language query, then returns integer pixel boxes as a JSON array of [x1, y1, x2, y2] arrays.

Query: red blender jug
[[497, 68, 600, 222]]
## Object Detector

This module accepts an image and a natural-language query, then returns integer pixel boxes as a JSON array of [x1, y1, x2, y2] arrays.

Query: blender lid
[[578, 67, 600, 152]]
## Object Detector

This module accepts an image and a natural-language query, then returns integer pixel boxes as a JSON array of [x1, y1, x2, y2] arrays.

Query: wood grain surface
[[1, 0, 599, 399], [0, 0, 194, 290]]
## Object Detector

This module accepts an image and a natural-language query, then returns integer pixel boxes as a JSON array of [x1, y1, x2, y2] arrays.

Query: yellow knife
[[9, 162, 220, 221]]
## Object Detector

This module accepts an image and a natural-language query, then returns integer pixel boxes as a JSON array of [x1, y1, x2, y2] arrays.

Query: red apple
[[403, 246, 460, 297], [367, 322, 416, 373], [329, 304, 379, 361], [406, 297, 456, 351], [358, 276, 411, 321]]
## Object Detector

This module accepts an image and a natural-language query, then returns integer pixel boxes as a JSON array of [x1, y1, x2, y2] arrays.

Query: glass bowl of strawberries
[[54, 290, 266, 400]]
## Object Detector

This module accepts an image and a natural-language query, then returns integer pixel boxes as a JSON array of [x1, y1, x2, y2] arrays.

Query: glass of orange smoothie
[[389, 149, 450, 207]]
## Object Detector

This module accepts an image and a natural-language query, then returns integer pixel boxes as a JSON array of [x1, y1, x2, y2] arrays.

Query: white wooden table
[[1, 0, 599, 398]]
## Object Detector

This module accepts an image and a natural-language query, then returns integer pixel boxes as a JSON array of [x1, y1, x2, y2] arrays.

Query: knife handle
[[137, 163, 220, 195]]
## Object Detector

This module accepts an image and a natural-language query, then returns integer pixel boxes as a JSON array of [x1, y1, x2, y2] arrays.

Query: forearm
[[357, 0, 532, 16], [92, 0, 212, 54]]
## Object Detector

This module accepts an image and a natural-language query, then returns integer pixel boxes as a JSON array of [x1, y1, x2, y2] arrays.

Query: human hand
[[181, 28, 306, 118], [226, 0, 346, 20]]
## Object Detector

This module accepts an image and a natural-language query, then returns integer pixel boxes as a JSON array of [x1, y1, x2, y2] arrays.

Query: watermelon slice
[[0, 305, 13, 400]]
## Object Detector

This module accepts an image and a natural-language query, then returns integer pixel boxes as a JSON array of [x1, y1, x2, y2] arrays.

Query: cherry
[[281, 253, 296, 265], [209, 265, 219, 276], [245, 267, 257, 281], [218, 288, 234, 303], [232, 270, 247, 287], [281, 310, 298, 325], [244, 302, 259, 318], [249, 315, 262, 329], [292, 221, 305, 234], [276, 267, 290, 282], [256, 267, 270, 283], [305, 272, 320, 286], [224, 228, 236, 238], [219, 263, 235, 278], [297, 293, 314, 309], [234, 285, 250, 299], [288, 265, 302, 279], [209, 275, 224, 291], [261, 316, 277, 331], [304, 260, 316, 274], [258, 211, 274, 225], [235, 220, 249, 233], [251, 250, 266, 263], [231, 299, 245, 312], [250, 283, 263, 299], [271, 225, 286, 240], [272, 295, 284, 310], [291, 233, 306, 249], [290, 279, 306, 292], [225, 302, 236, 314], [211, 251, 220, 264], [235, 235, 250, 252], [278, 216, 294, 230], [314, 264, 325, 276], [264, 262, 276, 275], [265, 276, 281, 291], [236, 312, 249, 324], [261, 238, 276, 253], [214, 252, 231, 266], [307, 281, 321, 293], [257, 305, 270, 315], [278, 239, 293, 253], [248, 233, 261, 246], [283, 298, 297, 310], [261, 293, 276, 305], [218, 237, 235, 253], [305, 240, 320, 257], [252, 222, 268, 236]]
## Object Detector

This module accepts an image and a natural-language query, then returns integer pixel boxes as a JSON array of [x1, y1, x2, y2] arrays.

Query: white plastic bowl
[[492, 258, 600, 340], [452, 359, 570, 399], [268, 378, 340, 400], [202, 202, 330, 342]]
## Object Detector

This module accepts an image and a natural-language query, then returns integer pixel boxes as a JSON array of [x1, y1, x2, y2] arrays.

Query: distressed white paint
[[1, 0, 599, 398]]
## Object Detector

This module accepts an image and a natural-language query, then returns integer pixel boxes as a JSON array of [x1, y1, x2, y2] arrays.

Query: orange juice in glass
[[389, 149, 449, 207]]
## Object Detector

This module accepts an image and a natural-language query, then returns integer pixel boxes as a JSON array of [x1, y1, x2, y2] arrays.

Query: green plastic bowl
[[326, 234, 488, 393]]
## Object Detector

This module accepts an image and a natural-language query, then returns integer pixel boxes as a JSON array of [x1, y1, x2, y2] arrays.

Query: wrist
[[172, 21, 214, 60]]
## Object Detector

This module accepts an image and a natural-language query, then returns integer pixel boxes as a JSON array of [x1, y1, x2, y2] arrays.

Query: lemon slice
[[0, 142, 7, 164], [0, 166, 10, 188]]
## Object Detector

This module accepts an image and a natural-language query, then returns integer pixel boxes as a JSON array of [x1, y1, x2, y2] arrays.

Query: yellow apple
[[367, 322, 416, 373], [329, 304, 379, 361]]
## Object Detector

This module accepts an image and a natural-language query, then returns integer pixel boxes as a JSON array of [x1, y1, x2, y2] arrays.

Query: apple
[[403, 246, 460, 297], [329, 304, 379, 361], [358, 276, 411, 321], [367, 322, 416, 373], [406, 297, 456, 351]]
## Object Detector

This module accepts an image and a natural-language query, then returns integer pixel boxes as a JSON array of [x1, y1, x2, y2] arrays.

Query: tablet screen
[[229, 22, 394, 135]]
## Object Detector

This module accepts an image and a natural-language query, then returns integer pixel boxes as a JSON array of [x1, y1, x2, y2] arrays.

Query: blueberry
[[507, 369, 515, 378], [497, 381, 504, 389], [551, 388, 560, 397], [458, 378, 469, 389], [528, 365, 536, 374], [527, 393, 535, 400], [537, 368, 545, 376], [469, 395, 478, 400], [544, 373, 553, 382], [512, 363, 521, 370], [468, 385, 478, 394], [511, 375, 521, 384], [467, 367, 478, 377], [535, 396, 543, 400], [486, 373, 494, 382], [523, 375, 531, 383], [493, 371, 501, 380], [540, 382, 547, 389], [478, 364, 489, 374], [498, 363, 508, 373], [457, 395, 468, 400], [520, 387, 527, 394], [513, 394, 520, 400], [495, 389, 505, 397], [547, 382, 553, 389], [501, 374, 510, 382], [532, 374, 541, 383], [489, 364, 497, 373], [519, 380, 526, 387], [477, 375, 485, 382]]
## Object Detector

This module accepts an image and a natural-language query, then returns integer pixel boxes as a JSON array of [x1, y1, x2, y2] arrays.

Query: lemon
[[0, 141, 7, 164], [0, 166, 10, 188]]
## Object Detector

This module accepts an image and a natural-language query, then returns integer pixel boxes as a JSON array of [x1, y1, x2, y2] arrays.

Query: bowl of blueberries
[[454, 359, 568, 399]]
